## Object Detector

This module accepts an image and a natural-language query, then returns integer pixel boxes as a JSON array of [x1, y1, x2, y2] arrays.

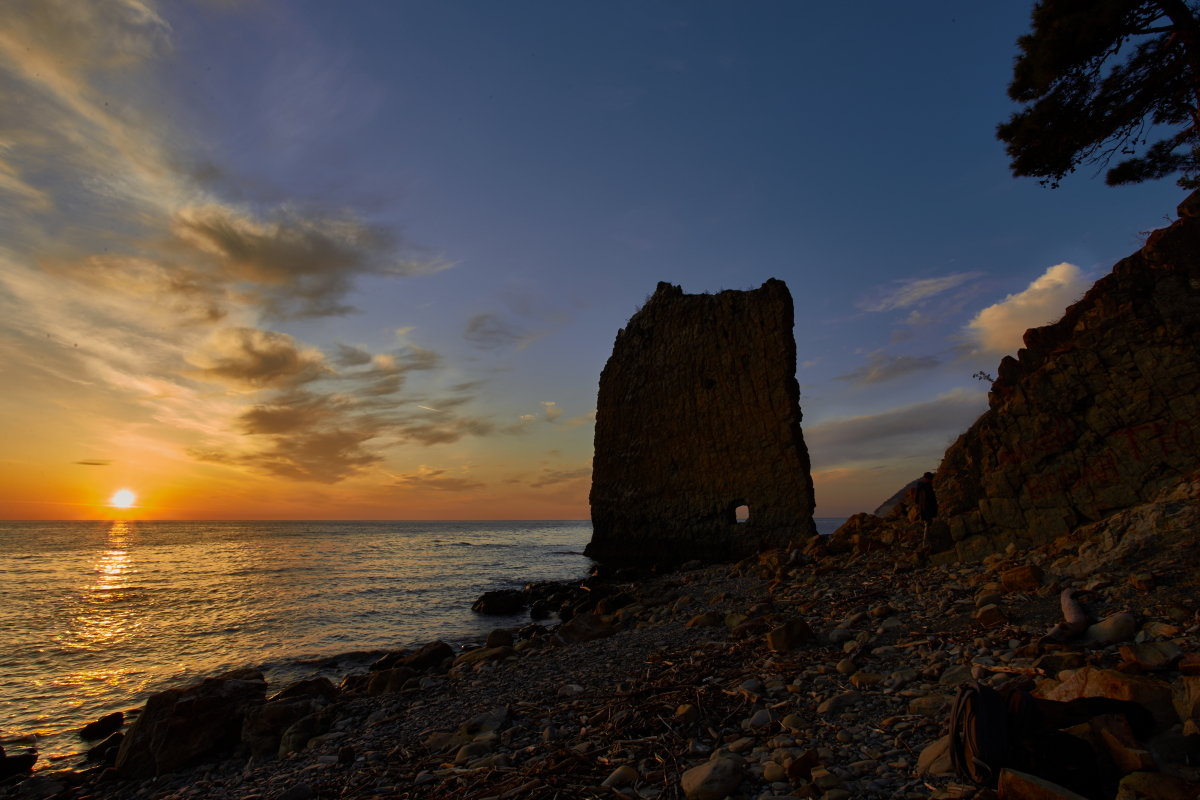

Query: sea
[[0, 518, 846, 771]]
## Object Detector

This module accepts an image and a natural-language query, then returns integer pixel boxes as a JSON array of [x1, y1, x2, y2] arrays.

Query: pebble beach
[[5, 508, 1200, 800]]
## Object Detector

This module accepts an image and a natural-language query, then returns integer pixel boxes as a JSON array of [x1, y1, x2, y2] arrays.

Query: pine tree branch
[[1153, 0, 1200, 130]]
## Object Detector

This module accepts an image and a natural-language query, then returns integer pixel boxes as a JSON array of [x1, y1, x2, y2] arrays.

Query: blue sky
[[0, 1, 1186, 519]]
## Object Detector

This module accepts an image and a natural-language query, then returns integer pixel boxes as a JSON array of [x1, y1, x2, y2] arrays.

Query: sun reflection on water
[[49, 521, 153, 725], [71, 521, 141, 649]]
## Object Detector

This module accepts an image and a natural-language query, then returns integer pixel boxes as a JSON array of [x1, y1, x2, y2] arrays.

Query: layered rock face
[[587, 279, 817, 565], [936, 193, 1200, 558]]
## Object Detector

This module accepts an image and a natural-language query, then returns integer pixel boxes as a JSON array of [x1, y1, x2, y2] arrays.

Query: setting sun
[[109, 489, 136, 509]]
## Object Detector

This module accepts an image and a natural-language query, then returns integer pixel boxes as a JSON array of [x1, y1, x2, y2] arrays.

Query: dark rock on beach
[[399, 639, 454, 672], [0, 750, 36, 780], [79, 711, 123, 741], [268, 676, 338, 704], [114, 668, 266, 778], [370, 639, 453, 674], [242, 697, 321, 759], [470, 589, 527, 615], [85, 732, 124, 765]]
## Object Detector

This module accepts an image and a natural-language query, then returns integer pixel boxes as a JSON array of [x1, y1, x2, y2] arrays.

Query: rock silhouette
[[587, 279, 816, 565]]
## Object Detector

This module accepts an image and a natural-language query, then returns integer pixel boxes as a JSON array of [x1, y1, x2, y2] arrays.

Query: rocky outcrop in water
[[587, 279, 817, 565], [934, 192, 1200, 559]]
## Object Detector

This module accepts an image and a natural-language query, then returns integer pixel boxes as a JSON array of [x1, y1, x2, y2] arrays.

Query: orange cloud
[[966, 263, 1088, 356], [186, 327, 330, 390]]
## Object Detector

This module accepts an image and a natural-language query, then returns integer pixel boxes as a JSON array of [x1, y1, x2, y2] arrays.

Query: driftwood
[[974, 664, 1041, 676], [1039, 588, 1092, 644]]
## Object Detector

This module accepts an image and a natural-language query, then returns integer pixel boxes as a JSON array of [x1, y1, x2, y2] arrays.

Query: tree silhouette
[[998, 0, 1200, 188]]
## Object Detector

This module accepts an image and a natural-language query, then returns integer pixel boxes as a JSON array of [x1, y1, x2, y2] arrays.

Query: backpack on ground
[[948, 680, 1017, 786], [948, 680, 1123, 799]]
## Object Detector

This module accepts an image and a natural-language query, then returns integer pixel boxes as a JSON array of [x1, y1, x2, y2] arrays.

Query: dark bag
[[949, 681, 1124, 799], [948, 681, 1015, 786]]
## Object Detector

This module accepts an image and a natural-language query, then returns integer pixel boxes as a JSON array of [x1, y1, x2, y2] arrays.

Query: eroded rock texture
[[936, 192, 1200, 559], [587, 279, 816, 565]]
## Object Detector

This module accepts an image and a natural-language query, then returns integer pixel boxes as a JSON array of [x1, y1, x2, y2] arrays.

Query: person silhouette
[[914, 471, 937, 548]]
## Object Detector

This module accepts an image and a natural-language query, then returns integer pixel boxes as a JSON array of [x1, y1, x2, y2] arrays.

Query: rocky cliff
[[934, 192, 1200, 560], [587, 279, 817, 565]]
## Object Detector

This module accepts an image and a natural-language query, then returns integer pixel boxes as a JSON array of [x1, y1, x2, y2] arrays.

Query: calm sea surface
[[0, 518, 845, 770]]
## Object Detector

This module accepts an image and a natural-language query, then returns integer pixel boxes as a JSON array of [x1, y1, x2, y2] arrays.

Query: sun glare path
[[109, 489, 136, 509]]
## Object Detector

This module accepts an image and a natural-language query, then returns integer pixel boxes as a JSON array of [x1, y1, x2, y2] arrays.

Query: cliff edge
[[934, 192, 1200, 559]]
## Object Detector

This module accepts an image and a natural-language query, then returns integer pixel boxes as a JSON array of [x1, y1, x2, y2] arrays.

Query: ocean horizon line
[[1, 516, 851, 523]]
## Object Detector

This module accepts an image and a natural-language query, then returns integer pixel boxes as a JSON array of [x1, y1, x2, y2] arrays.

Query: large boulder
[[114, 669, 267, 778], [371, 640, 454, 673], [400, 640, 454, 672], [79, 711, 124, 740], [1040, 667, 1176, 729], [471, 590, 527, 616], [0, 750, 37, 779], [85, 732, 124, 765], [268, 676, 337, 704], [278, 710, 333, 757], [366, 666, 417, 695], [555, 612, 616, 644], [998, 768, 1090, 800], [241, 697, 319, 759]]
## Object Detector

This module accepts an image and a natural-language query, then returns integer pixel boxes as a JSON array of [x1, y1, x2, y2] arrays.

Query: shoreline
[[11, 576, 596, 778], [3, 519, 849, 773], [5, 517, 1198, 800], [0, 520, 600, 773]]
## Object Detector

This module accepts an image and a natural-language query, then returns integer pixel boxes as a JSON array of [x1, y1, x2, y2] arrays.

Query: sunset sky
[[0, 1, 1187, 520]]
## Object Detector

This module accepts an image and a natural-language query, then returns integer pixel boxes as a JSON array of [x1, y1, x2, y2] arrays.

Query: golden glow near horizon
[[109, 489, 136, 509]]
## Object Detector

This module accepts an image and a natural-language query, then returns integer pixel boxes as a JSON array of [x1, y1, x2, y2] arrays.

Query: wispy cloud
[[529, 464, 592, 488], [836, 351, 941, 386], [562, 411, 597, 429], [237, 391, 348, 435], [511, 402, 593, 431], [170, 204, 447, 319], [0, 0, 174, 212], [859, 272, 980, 313], [186, 327, 330, 390], [0, 159, 52, 211], [465, 313, 539, 351], [0, 1, 477, 489], [333, 344, 374, 367], [393, 465, 485, 492], [194, 425, 384, 484], [805, 389, 988, 469], [965, 263, 1088, 356], [464, 285, 570, 353]]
